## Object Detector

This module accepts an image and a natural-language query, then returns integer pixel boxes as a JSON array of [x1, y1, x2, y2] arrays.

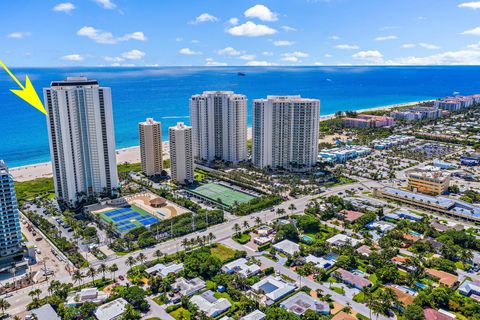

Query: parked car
[[118, 275, 125, 280]]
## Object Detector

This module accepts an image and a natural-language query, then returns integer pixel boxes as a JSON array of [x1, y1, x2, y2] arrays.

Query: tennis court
[[187, 182, 256, 207], [98, 204, 160, 233]]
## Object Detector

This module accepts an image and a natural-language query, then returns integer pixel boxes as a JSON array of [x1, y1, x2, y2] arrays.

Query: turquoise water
[[302, 235, 314, 242], [2, 66, 480, 167]]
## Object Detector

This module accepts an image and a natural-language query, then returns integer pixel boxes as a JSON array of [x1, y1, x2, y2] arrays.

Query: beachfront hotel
[[252, 95, 320, 171], [169, 122, 194, 184], [0, 160, 26, 271], [189, 91, 248, 164], [44, 77, 118, 206], [139, 118, 163, 176], [390, 106, 442, 121], [343, 114, 395, 128]]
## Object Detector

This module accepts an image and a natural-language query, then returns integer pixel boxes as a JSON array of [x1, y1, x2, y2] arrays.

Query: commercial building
[[138, 118, 163, 176], [44, 77, 118, 206], [0, 160, 25, 271], [406, 169, 450, 196], [190, 91, 247, 163], [169, 122, 194, 184], [391, 106, 442, 121], [319, 145, 371, 163], [252, 95, 320, 171], [434, 95, 478, 111], [343, 114, 395, 128], [372, 135, 415, 150], [374, 187, 480, 222]]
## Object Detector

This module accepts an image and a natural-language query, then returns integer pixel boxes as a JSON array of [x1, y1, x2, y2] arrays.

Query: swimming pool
[[302, 235, 314, 242]]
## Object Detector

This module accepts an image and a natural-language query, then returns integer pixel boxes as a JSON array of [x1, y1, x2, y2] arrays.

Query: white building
[[44, 77, 118, 206], [169, 122, 194, 184], [173, 277, 206, 297], [139, 118, 163, 176], [222, 258, 261, 277], [190, 290, 232, 318], [145, 262, 184, 278], [251, 276, 297, 305], [252, 95, 320, 171], [66, 287, 109, 306], [190, 91, 248, 163], [94, 298, 129, 320], [273, 239, 300, 256]]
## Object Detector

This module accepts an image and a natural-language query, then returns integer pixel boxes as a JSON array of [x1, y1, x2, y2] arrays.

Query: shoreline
[[9, 99, 431, 182]]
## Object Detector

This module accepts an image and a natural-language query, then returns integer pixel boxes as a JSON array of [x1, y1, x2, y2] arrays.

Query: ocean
[[1, 66, 480, 168]]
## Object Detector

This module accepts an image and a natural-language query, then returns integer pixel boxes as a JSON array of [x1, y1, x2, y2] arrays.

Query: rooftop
[[273, 239, 300, 256], [280, 291, 330, 315], [240, 310, 266, 320], [190, 290, 232, 318], [222, 258, 261, 277], [31, 304, 61, 320], [425, 268, 458, 287], [251, 276, 296, 302], [94, 298, 129, 320]]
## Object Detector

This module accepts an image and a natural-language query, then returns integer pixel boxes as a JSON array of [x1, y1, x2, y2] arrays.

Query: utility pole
[[192, 213, 196, 232]]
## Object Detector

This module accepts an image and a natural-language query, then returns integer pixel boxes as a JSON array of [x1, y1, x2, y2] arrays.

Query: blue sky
[[3, 0, 480, 66]]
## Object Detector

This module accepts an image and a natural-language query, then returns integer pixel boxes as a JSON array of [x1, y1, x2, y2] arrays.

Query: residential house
[[459, 280, 480, 297], [30, 304, 61, 320], [336, 210, 364, 223], [326, 234, 361, 247], [280, 291, 330, 316], [173, 277, 206, 297], [222, 258, 261, 277], [333, 268, 372, 289], [425, 269, 458, 288], [94, 298, 130, 320], [423, 308, 456, 320], [190, 290, 232, 318], [66, 287, 109, 306], [273, 239, 300, 256], [240, 310, 266, 320], [305, 254, 334, 269], [251, 276, 297, 305], [145, 262, 184, 278], [330, 311, 357, 320]]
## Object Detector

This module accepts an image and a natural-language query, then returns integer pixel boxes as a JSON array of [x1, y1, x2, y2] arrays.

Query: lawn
[[330, 286, 345, 295], [368, 273, 378, 284], [14, 177, 55, 201], [187, 182, 255, 207], [233, 233, 251, 244], [153, 295, 166, 306], [117, 162, 142, 173], [170, 307, 191, 320], [210, 244, 236, 263]]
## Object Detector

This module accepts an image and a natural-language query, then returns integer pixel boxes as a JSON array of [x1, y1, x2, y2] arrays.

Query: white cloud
[[93, 0, 116, 9], [263, 51, 274, 56], [244, 4, 278, 22], [205, 58, 227, 66], [459, 1, 480, 9], [273, 40, 295, 46], [314, 62, 324, 66], [104, 56, 125, 62], [352, 50, 384, 63], [179, 48, 202, 55], [329, 35, 341, 40], [228, 17, 239, 25], [121, 49, 145, 60], [462, 27, 480, 36], [245, 60, 276, 66], [335, 44, 359, 50], [281, 51, 308, 62], [61, 54, 84, 61], [240, 54, 256, 60], [191, 39, 200, 44], [401, 43, 416, 48], [7, 32, 31, 39], [175, 37, 183, 42], [53, 2, 75, 13], [375, 35, 397, 41], [281, 25, 296, 32], [227, 21, 277, 37], [190, 13, 218, 24], [386, 49, 480, 65], [217, 47, 242, 56], [419, 43, 440, 49], [77, 26, 146, 44], [324, 53, 332, 58], [467, 42, 480, 49]]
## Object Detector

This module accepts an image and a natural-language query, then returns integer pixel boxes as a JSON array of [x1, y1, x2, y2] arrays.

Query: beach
[[9, 100, 428, 182]]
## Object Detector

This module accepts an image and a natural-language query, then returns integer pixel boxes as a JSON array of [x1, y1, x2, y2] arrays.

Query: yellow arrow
[[0, 60, 47, 115]]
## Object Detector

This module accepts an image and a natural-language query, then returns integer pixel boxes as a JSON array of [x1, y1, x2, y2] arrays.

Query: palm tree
[[137, 253, 146, 265], [126, 256, 136, 269], [72, 270, 83, 285], [208, 232, 216, 244], [288, 203, 297, 215], [98, 263, 107, 279], [0, 298, 10, 315], [276, 208, 286, 218], [233, 223, 241, 237], [109, 264, 119, 280], [154, 249, 163, 259], [255, 216, 262, 227], [243, 221, 250, 231], [181, 238, 189, 250], [87, 267, 96, 284]]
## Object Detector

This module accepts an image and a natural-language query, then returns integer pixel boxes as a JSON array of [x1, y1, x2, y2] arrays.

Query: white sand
[[9, 100, 430, 182]]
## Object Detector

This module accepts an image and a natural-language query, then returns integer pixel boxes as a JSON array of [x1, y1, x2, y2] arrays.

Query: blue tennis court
[[104, 207, 131, 217], [139, 217, 159, 226], [111, 212, 140, 222]]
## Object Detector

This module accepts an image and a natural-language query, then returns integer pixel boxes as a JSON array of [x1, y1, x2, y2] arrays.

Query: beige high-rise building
[[139, 118, 163, 176], [252, 95, 320, 171], [169, 122, 194, 184], [190, 91, 247, 163]]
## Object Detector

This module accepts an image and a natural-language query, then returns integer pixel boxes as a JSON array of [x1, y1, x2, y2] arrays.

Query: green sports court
[[187, 182, 256, 207]]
